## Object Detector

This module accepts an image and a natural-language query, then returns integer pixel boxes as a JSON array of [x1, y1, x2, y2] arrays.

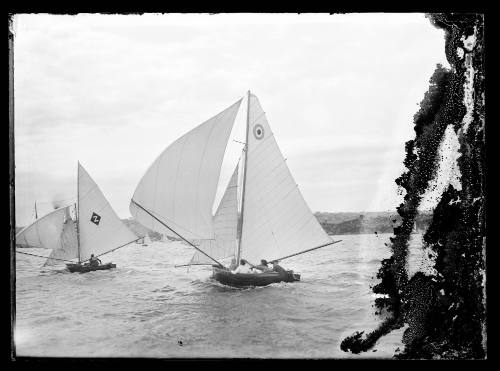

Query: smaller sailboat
[[16, 162, 140, 273]]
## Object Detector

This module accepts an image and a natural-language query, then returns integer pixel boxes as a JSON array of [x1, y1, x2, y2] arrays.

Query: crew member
[[89, 254, 102, 267], [271, 261, 286, 273], [231, 259, 252, 274], [254, 259, 272, 272]]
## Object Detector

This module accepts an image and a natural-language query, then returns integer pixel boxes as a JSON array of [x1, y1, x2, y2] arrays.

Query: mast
[[236, 90, 251, 264], [34, 202, 38, 219], [76, 163, 81, 263]]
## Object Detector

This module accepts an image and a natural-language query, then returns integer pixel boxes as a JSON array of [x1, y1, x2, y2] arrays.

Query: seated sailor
[[271, 261, 286, 273], [254, 259, 272, 272], [89, 254, 102, 267], [231, 259, 252, 274]]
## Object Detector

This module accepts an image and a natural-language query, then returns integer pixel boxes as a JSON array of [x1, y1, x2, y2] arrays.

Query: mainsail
[[78, 163, 138, 262], [130, 99, 242, 241], [189, 162, 240, 265], [16, 205, 75, 250], [238, 93, 333, 264]]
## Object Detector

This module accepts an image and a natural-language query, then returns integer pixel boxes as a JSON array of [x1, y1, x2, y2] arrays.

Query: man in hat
[[88, 254, 102, 267], [254, 259, 272, 272]]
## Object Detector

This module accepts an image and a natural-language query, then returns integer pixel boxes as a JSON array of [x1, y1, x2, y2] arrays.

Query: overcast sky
[[13, 13, 448, 226]]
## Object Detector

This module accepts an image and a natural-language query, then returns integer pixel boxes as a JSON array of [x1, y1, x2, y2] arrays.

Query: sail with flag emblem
[[188, 162, 240, 265], [238, 93, 333, 264], [17, 163, 139, 267], [130, 99, 242, 242], [78, 163, 138, 262]]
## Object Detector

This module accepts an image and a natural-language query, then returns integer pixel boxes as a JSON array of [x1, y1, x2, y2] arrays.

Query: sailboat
[[130, 92, 340, 287], [16, 162, 140, 273]]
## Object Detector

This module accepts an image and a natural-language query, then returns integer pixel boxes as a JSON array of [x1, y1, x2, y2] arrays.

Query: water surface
[[15, 233, 416, 358]]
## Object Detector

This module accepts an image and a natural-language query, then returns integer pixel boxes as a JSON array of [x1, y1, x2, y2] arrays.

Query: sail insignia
[[239, 93, 333, 264], [78, 163, 138, 262]]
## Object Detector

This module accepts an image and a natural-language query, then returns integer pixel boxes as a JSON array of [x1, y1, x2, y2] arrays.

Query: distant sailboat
[[16, 162, 140, 273], [130, 92, 340, 287]]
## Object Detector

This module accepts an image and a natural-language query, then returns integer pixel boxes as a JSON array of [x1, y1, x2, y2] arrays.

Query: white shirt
[[231, 264, 252, 274]]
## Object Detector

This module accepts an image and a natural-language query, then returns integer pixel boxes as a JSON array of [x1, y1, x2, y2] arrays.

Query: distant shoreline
[[15, 211, 432, 239]]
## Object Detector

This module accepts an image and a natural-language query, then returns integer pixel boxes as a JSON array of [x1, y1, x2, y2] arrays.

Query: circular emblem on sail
[[253, 124, 265, 140]]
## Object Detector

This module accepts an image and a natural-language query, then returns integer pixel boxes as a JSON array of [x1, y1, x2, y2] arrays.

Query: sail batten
[[130, 99, 242, 241], [239, 93, 332, 263]]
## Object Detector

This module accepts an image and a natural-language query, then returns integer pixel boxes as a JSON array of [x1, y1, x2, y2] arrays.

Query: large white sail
[[189, 163, 240, 265], [44, 207, 79, 266], [130, 99, 242, 241], [239, 93, 332, 264], [78, 163, 138, 262], [16, 205, 75, 250]]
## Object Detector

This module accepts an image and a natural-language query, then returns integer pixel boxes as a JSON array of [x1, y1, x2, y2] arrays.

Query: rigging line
[[174, 263, 215, 268], [92, 236, 144, 261], [131, 199, 224, 267], [16, 250, 74, 263], [269, 240, 342, 263], [134, 200, 206, 240]]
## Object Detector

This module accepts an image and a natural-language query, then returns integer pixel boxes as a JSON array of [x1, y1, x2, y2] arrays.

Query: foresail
[[16, 205, 75, 250], [130, 99, 242, 241], [78, 163, 138, 261], [189, 163, 239, 265], [239, 93, 332, 264]]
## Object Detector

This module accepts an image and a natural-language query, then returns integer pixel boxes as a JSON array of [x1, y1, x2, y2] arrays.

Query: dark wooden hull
[[212, 266, 300, 287], [66, 262, 116, 273]]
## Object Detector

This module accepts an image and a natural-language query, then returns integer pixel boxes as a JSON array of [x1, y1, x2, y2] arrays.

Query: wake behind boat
[[16, 162, 140, 273], [130, 91, 340, 287]]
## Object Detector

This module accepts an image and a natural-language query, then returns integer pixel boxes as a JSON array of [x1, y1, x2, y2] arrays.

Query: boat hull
[[212, 266, 300, 287], [66, 262, 116, 273]]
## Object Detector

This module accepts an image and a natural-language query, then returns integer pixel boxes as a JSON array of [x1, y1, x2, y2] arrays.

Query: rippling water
[[15, 233, 423, 358]]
